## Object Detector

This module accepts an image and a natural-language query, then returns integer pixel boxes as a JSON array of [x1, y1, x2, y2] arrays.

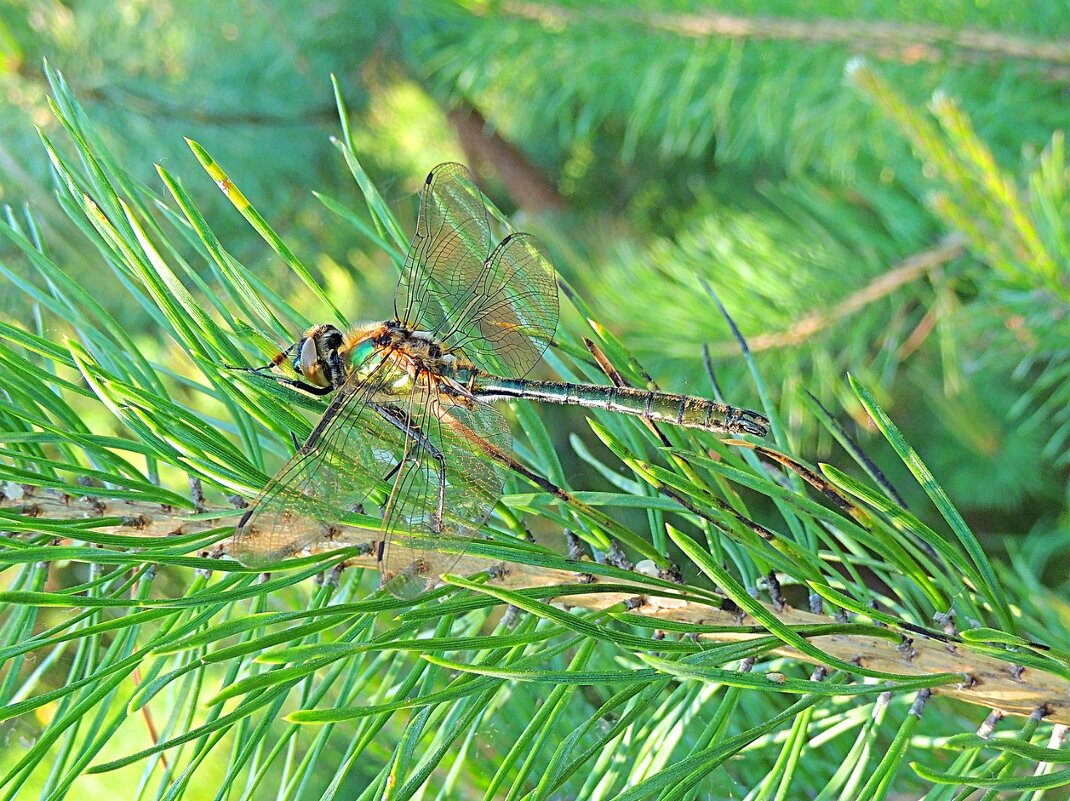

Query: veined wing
[[230, 358, 412, 567], [379, 396, 510, 598], [395, 163, 559, 377], [231, 355, 510, 596], [395, 162, 490, 330]]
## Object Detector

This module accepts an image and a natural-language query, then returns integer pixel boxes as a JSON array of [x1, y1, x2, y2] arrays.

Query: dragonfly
[[230, 162, 768, 597]]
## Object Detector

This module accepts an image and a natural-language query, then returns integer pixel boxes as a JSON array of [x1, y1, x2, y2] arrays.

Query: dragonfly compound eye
[[298, 337, 320, 377], [290, 338, 307, 375]]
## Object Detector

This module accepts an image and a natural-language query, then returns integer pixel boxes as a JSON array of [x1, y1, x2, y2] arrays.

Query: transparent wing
[[231, 358, 510, 597], [395, 163, 559, 377], [380, 398, 510, 598], [438, 232, 559, 377], [395, 163, 492, 340], [230, 359, 412, 567]]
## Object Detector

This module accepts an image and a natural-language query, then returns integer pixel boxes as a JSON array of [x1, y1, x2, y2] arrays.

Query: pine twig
[[704, 234, 966, 357], [4, 487, 1067, 726], [502, 3, 1070, 75]]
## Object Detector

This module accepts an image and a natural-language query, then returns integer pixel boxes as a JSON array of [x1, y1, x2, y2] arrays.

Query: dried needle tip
[[1030, 705, 1051, 723], [809, 592, 824, 615], [189, 476, 206, 513], [766, 571, 786, 611], [227, 494, 249, 509], [909, 688, 933, 718], [565, 530, 586, 561], [607, 540, 633, 571], [977, 709, 1004, 739]]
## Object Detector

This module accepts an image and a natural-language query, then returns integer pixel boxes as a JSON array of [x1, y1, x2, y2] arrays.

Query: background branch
[[502, 2, 1070, 75]]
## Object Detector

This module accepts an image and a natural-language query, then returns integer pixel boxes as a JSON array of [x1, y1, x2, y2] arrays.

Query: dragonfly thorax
[[321, 320, 472, 391], [376, 320, 469, 379], [284, 320, 471, 393]]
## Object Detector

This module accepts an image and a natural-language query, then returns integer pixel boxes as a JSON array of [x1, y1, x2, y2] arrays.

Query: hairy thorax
[[338, 321, 475, 401]]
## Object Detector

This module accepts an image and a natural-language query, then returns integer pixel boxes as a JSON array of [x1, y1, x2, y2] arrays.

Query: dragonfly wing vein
[[436, 232, 559, 377], [231, 360, 411, 566], [395, 163, 560, 377], [395, 162, 492, 335], [233, 359, 510, 597], [380, 397, 511, 597]]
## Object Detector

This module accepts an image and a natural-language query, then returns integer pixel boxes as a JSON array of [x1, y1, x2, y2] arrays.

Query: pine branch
[[704, 233, 966, 357], [5, 486, 1067, 726], [448, 101, 566, 213], [501, 2, 1070, 76]]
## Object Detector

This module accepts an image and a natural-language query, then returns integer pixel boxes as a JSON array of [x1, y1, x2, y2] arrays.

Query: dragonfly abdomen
[[469, 375, 768, 437]]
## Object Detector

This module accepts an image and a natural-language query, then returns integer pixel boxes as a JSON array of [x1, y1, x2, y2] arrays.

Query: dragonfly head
[[291, 324, 345, 389]]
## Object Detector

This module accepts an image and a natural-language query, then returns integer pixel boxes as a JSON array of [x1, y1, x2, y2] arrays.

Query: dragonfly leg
[[235, 368, 334, 397], [225, 341, 299, 374], [371, 403, 447, 533], [227, 341, 338, 397], [381, 459, 404, 485], [325, 349, 347, 390], [378, 454, 445, 533]]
